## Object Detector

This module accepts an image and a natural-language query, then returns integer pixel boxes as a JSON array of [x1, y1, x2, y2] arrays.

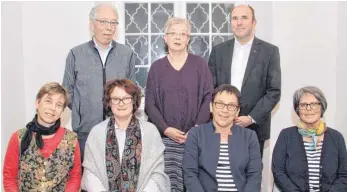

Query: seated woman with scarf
[[272, 86, 347, 192], [81, 78, 170, 192], [3, 82, 81, 191]]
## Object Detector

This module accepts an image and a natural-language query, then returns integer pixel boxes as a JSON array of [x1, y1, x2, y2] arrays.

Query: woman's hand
[[164, 127, 187, 144]]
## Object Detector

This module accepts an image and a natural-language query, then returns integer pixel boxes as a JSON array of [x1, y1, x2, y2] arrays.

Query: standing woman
[[145, 17, 214, 192]]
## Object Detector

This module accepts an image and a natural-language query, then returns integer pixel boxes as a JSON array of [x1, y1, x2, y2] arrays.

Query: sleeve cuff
[[248, 115, 256, 124]]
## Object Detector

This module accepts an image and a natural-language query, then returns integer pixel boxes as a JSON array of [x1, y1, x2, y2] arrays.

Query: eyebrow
[[215, 100, 236, 104], [46, 96, 53, 100], [56, 102, 64, 105], [98, 18, 117, 21]]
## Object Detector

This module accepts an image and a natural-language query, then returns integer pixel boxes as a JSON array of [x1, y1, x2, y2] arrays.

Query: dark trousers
[[78, 137, 87, 163], [76, 132, 89, 163], [77, 132, 88, 192], [259, 140, 265, 158]]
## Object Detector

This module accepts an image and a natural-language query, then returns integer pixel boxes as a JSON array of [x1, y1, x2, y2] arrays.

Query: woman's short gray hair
[[293, 86, 327, 117], [164, 17, 191, 34], [89, 3, 119, 21], [163, 17, 192, 54]]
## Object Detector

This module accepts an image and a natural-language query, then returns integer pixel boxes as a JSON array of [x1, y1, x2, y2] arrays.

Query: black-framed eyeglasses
[[110, 97, 133, 105], [96, 19, 119, 27], [298, 102, 321, 110], [165, 32, 189, 37], [214, 102, 239, 111]]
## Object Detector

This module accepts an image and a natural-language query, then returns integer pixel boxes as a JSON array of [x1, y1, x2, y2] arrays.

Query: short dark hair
[[103, 78, 142, 117], [230, 4, 256, 22], [212, 84, 242, 106]]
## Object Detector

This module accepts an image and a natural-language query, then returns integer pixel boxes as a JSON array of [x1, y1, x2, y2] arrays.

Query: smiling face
[[110, 87, 133, 120], [230, 5, 256, 43], [90, 5, 118, 48], [298, 93, 322, 128], [164, 23, 190, 52], [210, 91, 240, 130], [35, 93, 65, 127]]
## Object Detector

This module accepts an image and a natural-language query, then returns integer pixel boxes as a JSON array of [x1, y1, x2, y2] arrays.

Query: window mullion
[[174, 2, 186, 18], [148, 3, 152, 66], [114, 1, 125, 44], [209, 2, 212, 54]]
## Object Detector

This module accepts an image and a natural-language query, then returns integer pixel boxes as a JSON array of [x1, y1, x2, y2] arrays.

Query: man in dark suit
[[208, 4, 281, 157]]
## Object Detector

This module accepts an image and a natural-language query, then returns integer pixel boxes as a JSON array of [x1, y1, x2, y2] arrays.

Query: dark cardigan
[[272, 126, 347, 192], [183, 122, 262, 192]]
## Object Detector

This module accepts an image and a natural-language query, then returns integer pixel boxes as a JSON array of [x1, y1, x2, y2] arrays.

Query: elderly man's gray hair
[[293, 86, 327, 117], [89, 3, 119, 21]]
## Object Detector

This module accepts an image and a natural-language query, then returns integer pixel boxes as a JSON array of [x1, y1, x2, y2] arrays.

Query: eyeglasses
[[214, 102, 239, 111], [96, 19, 119, 27], [110, 97, 133, 105], [298, 102, 321, 110], [165, 32, 189, 37]]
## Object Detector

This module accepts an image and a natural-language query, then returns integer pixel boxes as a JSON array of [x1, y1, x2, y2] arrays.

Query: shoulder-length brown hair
[[103, 79, 142, 117]]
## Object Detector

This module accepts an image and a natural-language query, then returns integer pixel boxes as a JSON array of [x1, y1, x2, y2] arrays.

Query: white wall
[[271, 1, 340, 191], [1, 1, 26, 170], [21, 1, 95, 125], [336, 1, 347, 141]]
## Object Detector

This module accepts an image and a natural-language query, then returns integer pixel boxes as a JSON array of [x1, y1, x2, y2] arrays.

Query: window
[[115, 2, 234, 94]]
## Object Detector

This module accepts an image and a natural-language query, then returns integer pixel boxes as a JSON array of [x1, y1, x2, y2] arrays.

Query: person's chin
[[42, 119, 56, 126]]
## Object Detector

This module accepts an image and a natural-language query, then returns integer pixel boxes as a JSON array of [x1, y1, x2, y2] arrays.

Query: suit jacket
[[272, 127, 347, 192], [208, 37, 281, 140], [183, 122, 262, 192]]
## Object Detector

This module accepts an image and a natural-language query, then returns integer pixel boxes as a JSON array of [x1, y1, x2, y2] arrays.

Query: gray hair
[[164, 17, 191, 34], [164, 17, 192, 54], [293, 86, 327, 117], [89, 3, 119, 21]]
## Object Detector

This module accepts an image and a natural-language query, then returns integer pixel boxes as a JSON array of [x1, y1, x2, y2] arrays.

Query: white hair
[[89, 3, 119, 21]]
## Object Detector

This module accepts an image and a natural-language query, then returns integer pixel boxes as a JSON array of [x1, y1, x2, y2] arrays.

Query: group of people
[[3, 3, 347, 192]]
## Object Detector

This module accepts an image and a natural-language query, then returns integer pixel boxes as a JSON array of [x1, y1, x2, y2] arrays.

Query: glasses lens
[[214, 102, 224, 109], [227, 105, 236, 111], [123, 98, 132, 104]]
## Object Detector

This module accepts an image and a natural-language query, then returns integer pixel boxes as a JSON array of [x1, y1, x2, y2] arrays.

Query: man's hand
[[235, 116, 253, 128], [164, 127, 187, 144]]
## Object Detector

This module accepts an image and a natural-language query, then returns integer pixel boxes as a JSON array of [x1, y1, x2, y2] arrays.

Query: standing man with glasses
[[63, 3, 136, 162], [208, 4, 281, 157]]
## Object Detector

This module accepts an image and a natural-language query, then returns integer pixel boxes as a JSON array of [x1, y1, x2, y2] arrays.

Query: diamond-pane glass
[[187, 3, 209, 33], [151, 3, 174, 33], [189, 35, 210, 61], [125, 3, 148, 33], [125, 35, 149, 65]]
